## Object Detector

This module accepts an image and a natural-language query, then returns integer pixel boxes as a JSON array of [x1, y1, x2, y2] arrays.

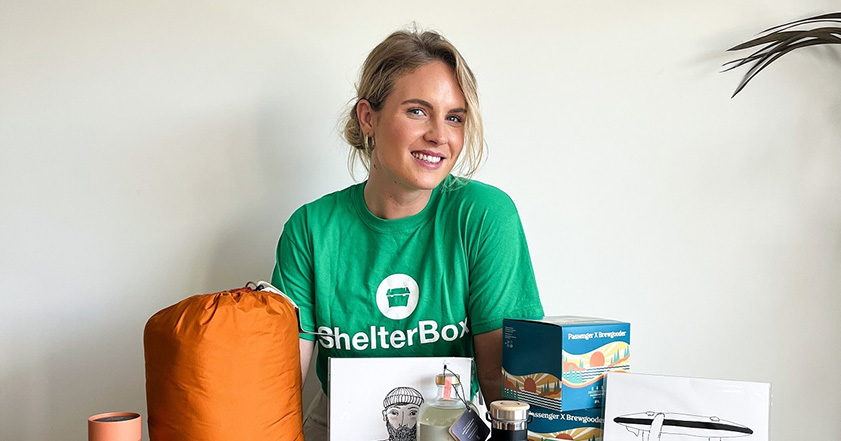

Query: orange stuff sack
[[144, 284, 303, 441]]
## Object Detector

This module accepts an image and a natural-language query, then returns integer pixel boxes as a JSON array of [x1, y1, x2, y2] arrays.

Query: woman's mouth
[[411, 152, 442, 164]]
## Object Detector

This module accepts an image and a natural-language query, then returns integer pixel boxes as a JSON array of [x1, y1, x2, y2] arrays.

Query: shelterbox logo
[[315, 273, 470, 351], [375, 274, 419, 320]]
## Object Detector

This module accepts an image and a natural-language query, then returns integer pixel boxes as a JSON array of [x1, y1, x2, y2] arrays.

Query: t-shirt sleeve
[[271, 208, 317, 341], [466, 187, 543, 335]]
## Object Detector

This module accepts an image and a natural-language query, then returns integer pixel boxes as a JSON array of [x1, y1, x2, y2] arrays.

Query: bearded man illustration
[[378, 386, 424, 441]]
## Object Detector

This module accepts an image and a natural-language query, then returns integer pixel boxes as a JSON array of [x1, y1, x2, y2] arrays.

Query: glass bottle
[[417, 373, 466, 441]]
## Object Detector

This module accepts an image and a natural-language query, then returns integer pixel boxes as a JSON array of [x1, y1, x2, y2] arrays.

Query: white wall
[[2, 1, 839, 440]]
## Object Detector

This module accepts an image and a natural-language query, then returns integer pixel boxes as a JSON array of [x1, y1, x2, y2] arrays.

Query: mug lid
[[489, 400, 530, 422]]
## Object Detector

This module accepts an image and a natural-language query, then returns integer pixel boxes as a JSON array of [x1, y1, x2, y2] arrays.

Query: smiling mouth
[[412, 152, 442, 164]]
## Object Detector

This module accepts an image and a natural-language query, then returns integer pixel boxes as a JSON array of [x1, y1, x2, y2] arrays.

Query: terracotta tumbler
[[88, 412, 141, 441]]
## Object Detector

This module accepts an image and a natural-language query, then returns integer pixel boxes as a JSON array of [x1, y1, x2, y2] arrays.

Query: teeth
[[412, 152, 442, 164]]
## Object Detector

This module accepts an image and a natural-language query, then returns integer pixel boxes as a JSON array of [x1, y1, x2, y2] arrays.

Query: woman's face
[[362, 61, 466, 195]]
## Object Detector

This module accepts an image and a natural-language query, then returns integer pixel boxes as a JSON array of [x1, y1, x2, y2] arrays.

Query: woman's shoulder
[[285, 183, 361, 225], [437, 177, 526, 243], [443, 177, 518, 211]]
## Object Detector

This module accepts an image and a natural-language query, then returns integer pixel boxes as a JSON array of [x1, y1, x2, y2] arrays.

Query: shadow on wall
[[202, 94, 346, 290], [1, 317, 147, 440], [0, 100, 333, 439]]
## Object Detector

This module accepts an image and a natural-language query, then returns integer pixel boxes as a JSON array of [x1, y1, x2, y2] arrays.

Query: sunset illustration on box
[[503, 340, 630, 401], [504, 370, 563, 399], [562, 341, 630, 388]]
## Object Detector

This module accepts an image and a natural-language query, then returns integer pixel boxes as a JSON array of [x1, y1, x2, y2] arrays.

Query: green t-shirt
[[271, 176, 543, 396]]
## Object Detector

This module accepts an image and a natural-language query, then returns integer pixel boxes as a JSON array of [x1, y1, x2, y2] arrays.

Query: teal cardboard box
[[501, 316, 630, 414]]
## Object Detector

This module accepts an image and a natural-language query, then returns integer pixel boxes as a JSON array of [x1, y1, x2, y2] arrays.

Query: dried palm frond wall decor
[[724, 12, 841, 97]]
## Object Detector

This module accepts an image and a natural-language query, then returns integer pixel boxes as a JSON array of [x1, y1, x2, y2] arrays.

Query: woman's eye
[[408, 108, 425, 116], [447, 115, 464, 124]]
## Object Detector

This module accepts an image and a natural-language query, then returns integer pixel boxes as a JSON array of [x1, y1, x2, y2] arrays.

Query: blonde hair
[[343, 28, 485, 180]]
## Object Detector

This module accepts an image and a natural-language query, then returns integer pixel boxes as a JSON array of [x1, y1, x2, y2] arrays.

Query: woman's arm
[[463, 185, 543, 403], [473, 329, 503, 403], [273, 210, 318, 388], [299, 338, 315, 385]]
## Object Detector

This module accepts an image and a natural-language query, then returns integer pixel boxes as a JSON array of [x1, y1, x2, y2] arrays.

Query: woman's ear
[[356, 99, 375, 136]]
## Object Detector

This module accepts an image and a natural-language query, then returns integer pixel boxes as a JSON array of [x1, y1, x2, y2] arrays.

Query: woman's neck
[[363, 178, 433, 220]]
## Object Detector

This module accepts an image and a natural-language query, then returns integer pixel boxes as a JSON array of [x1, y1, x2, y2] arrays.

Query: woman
[[272, 28, 543, 440]]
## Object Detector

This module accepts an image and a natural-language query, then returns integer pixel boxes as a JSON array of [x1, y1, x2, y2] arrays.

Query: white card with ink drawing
[[328, 357, 472, 441], [603, 372, 770, 441]]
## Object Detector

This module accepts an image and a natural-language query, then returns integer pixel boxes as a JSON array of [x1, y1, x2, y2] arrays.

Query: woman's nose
[[424, 118, 447, 145]]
